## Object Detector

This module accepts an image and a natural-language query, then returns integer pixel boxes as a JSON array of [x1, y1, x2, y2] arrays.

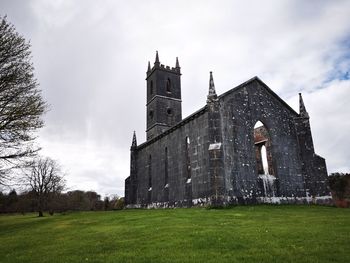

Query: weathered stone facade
[[124, 53, 330, 207]]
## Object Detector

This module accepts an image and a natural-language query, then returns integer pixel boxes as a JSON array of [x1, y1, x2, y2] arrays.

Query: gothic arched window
[[253, 120, 274, 176], [253, 121, 277, 197]]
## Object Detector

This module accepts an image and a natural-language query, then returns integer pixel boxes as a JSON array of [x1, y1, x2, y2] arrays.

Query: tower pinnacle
[[147, 61, 151, 73], [154, 51, 160, 67], [299, 93, 309, 118], [175, 57, 180, 68], [131, 131, 137, 148], [207, 71, 217, 102]]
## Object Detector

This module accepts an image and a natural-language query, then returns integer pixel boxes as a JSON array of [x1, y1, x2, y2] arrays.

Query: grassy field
[[0, 205, 349, 263]]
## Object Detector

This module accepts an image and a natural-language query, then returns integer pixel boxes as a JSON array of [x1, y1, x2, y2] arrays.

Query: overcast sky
[[1, 0, 349, 196]]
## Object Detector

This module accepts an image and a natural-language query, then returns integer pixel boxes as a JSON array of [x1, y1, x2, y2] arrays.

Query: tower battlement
[[146, 51, 181, 78]]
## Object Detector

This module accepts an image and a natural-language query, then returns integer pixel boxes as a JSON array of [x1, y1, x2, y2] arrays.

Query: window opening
[[164, 147, 168, 188], [185, 137, 191, 182], [253, 121, 276, 197], [148, 155, 152, 191], [166, 78, 171, 92]]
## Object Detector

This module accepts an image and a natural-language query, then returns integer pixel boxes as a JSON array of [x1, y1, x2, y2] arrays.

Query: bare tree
[[0, 16, 47, 185], [24, 157, 65, 217]]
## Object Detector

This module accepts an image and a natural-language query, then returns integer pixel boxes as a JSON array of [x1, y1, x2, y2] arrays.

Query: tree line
[[0, 189, 124, 214]]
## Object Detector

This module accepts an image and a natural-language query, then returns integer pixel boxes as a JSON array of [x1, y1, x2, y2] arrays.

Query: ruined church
[[124, 52, 329, 207]]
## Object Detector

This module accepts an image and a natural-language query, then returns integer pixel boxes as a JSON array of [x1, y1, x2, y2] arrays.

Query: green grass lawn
[[0, 205, 349, 263]]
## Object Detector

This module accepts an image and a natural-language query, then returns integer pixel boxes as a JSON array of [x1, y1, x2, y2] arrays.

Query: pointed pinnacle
[[131, 131, 137, 148], [147, 61, 151, 73], [299, 93, 309, 118], [155, 51, 160, 64], [209, 71, 216, 95], [207, 71, 217, 102], [175, 57, 180, 68]]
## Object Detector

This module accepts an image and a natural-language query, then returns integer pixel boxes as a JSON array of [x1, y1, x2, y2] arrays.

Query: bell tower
[[146, 51, 182, 140]]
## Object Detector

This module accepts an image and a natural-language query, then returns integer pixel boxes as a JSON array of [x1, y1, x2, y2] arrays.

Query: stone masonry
[[124, 52, 330, 207]]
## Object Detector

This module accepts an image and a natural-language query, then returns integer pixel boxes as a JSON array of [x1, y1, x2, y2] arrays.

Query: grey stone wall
[[219, 79, 306, 203], [135, 109, 210, 207], [294, 115, 329, 196], [125, 76, 330, 207]]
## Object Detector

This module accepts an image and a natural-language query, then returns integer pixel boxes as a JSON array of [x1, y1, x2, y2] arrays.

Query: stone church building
[[124, 52, 329, 207]]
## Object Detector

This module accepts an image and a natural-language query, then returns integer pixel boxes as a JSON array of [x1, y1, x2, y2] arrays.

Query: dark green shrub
[[328, 173, 350, 199]]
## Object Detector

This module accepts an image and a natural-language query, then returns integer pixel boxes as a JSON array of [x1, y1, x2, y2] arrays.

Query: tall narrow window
[[261, 145, 269, 175], [164, 147, 168, 187], [166, 78, 171, 92], [185, 137, 191, 182], [149, 80, 153, 95], [150, 80, 153, 95], [148, 155, 152, 190]]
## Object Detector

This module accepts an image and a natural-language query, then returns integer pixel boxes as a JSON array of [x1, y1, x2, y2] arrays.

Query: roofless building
[[125, 52, 330, 207]]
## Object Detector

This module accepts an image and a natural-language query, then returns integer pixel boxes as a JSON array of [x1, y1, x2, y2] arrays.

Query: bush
[[114, 197, 125, 210], [328, 173, 350, 208]]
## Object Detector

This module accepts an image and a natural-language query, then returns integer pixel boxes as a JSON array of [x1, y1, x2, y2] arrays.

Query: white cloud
[[298, 79, 350, 173], [39, 128, 129, 196]]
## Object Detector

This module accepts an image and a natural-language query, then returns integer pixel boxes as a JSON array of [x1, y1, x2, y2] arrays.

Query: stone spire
[[154, 51, 160, 67], [299, 93, 309, 118], [131, 131, 137, 149], [175, 57, 180, 68], [147, 61, 151, 73], [207, 71, 217, 102]]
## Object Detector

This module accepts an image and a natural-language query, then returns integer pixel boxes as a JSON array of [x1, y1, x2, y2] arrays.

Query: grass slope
[[0, 205, 349, 263]]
